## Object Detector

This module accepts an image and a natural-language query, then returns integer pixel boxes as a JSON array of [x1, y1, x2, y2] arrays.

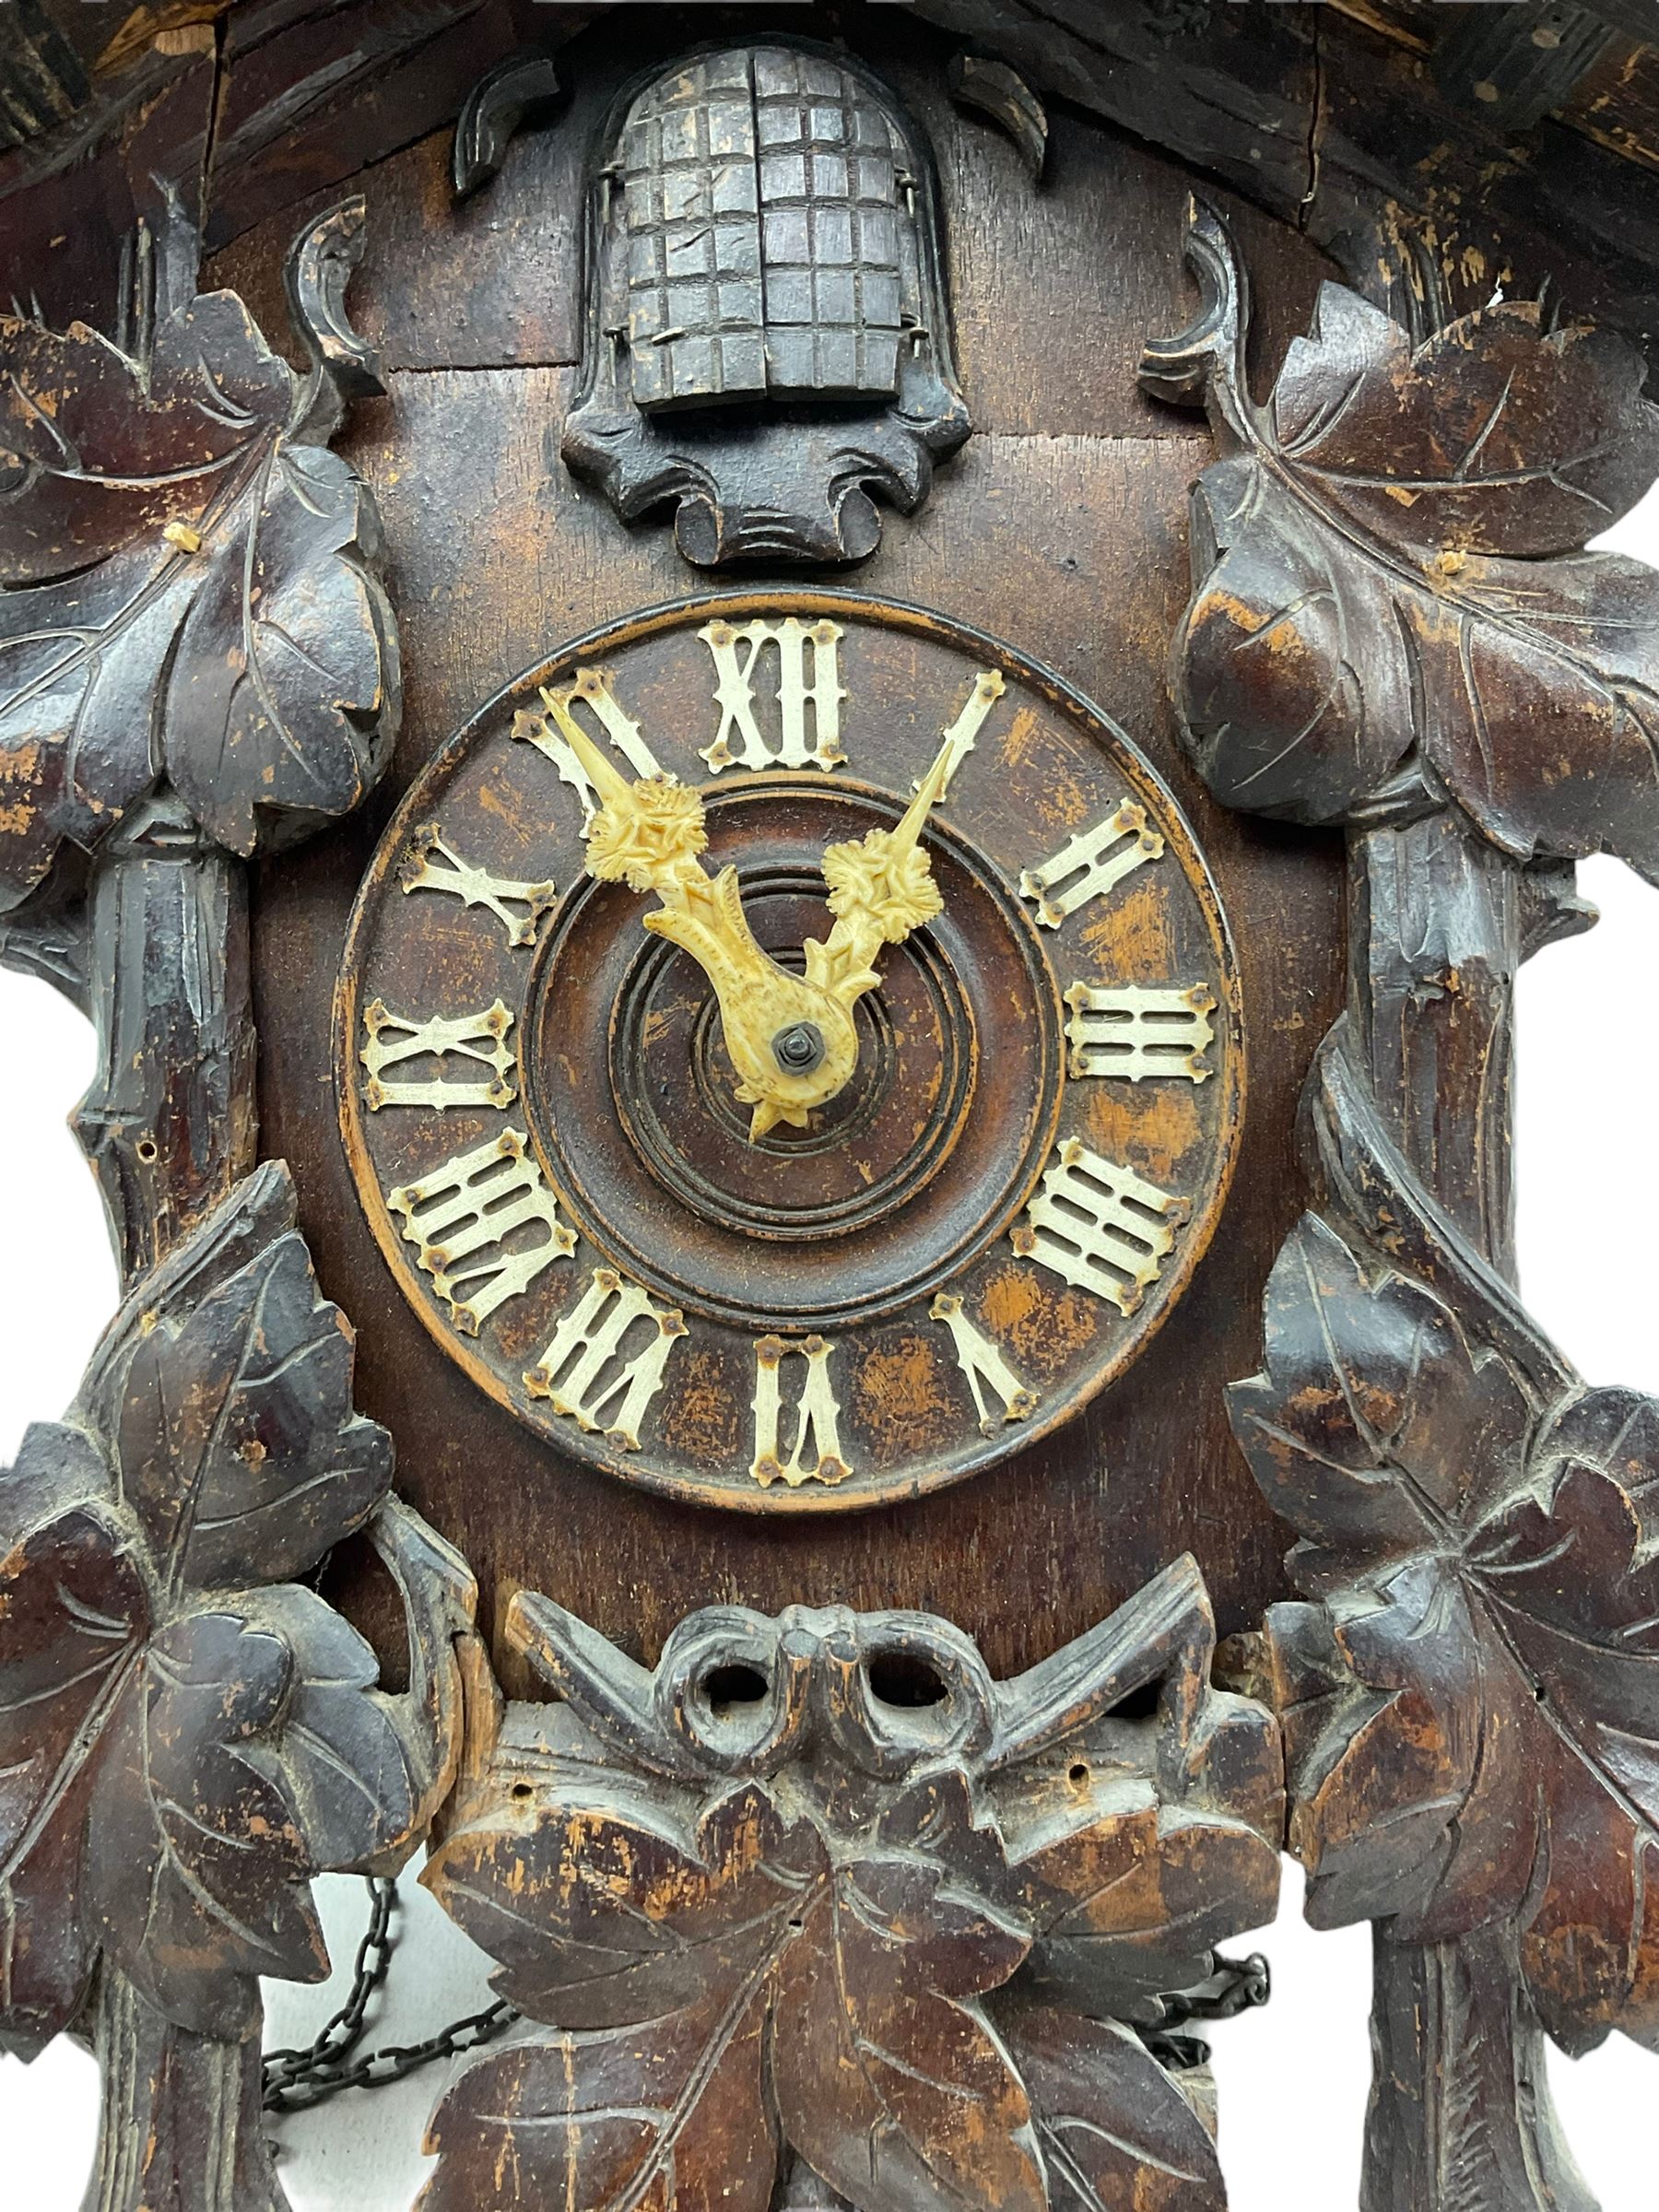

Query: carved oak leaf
[[0, 199, 395, 907], [426, 1777, 1043, 2212], [995, 2000, 1226, 2212], [423, 1575, 1279, 2212], [1230, 1211, 1659, 2055], [1142, 205, 1659, 877], [0, 1160, 470, 2056]]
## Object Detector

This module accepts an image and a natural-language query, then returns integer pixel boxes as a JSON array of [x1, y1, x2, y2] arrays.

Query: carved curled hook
[[453, 53, 565, 199], [1137, 196, 1254, 445], [285, 197, 384, 444]]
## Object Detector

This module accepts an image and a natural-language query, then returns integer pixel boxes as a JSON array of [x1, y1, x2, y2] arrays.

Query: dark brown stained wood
[[1430, 5, 1617, 131], [0, 158, 477, 2212], [9, 5, 1659, 2202], [204, 0, 571, 250], [420, 1565, 1280, 2212], [205, 36, 1340, 441], [0, 32, 215, 338], [909, 0, 1659, 376], [206, 123, 586, 376], [0, 187, 401, 1270], [243, 99, 1350, 1676], [1564, 30, 1659, 171], [1151, 204, 1659, 2212], [0, 1162, 478, 2212]]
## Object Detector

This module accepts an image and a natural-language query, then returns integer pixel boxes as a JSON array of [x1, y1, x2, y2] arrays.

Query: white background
[[2, 488, 1654, 2208]]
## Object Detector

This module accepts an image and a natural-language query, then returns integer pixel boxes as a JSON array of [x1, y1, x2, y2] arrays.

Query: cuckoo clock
[[2, 6, 1658, 2212]]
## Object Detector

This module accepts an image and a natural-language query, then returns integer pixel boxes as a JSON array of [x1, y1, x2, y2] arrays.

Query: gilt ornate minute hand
[[551, 696, 953, 1139]]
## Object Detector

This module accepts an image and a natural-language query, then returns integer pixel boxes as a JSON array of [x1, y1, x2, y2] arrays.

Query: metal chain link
[[262, 1877, 521, 2113], [1141, 1949, 1271, 2072], [264, 1894, 1268, 2112]]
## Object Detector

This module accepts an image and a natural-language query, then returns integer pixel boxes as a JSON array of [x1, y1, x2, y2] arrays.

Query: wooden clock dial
[[336, 594, 1242, 1511]]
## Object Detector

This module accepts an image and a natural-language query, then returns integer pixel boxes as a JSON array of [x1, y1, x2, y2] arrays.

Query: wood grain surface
[[223, 17, 1347, 1688]]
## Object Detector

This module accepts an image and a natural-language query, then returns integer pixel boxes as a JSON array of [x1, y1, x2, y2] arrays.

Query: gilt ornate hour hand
[[551, 693, 952, 1139]]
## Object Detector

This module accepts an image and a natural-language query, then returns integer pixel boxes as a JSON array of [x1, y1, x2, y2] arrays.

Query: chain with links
[[262, 1877, 521, 2113], [264, 1892, 1267, 2110]]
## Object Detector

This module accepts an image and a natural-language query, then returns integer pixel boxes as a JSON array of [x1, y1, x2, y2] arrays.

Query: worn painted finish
[[421, 1564, 1281, 2212], [335, 596, 1244, 1513], [1150, 211, 1659, 2212]]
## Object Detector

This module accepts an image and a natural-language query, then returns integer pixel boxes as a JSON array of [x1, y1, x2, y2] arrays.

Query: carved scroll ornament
[[420, 1567, 1281, 2212]]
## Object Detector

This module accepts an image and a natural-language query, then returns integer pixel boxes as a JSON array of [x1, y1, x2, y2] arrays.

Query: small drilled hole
[[1068, 1761, 1089, 1787], [703, 1662, 769, 1715], [512, 1781, 533, 1800], [866, 1653, 947, 1709], [135, 1138, 158, 1163]]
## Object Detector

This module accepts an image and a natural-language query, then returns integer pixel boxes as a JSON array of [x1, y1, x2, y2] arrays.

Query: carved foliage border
[[0, 148, 477, 2212], [1145, 205, 1659, 2212]]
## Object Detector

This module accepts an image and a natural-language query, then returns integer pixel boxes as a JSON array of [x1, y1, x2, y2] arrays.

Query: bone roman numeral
[[1012, 1137, 1189, 1317], [512, 666, 668, 823], [1020, 801, 1163, 928], [361, 999, 517, 1112], [918, 668, 1005, 799], [524, 1267, 687, 1451], [399, 825, 558, 947], [1064, 982, 1217, 1082], [750, 1334, 850, 1488], [930, 1293, 1037, 1435], [700, 616, 846, 772], [386, 1129, 575, 1334]]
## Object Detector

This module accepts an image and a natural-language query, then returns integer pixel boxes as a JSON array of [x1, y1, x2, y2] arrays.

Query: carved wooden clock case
[[3, 6, 1658, 2212]]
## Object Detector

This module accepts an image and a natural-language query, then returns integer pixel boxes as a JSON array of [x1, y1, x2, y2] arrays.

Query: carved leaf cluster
[[1231, 1208, 1659, 2054], [0, 215, 396, 910], [1157, 211, 1659, 877], [0, 1163, 463, 2056], [421, 1583, 1280, 2212]]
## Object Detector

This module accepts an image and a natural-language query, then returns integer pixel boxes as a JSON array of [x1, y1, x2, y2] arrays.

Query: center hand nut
[[772, 1022, 827, 1076]]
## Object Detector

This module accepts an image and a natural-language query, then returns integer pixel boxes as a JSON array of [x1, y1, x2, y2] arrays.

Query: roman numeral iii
[[1065, 982, 1217, 1081]]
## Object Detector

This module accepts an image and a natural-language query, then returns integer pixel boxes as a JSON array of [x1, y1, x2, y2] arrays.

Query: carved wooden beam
[[1145, 201, 1659, 2212], [419, 1568, 1282, 2212], [912, 0, 1659, 375]]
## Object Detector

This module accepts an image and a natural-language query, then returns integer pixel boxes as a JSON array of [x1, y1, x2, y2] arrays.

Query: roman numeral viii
[[525, 1267, 686, 1452]]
